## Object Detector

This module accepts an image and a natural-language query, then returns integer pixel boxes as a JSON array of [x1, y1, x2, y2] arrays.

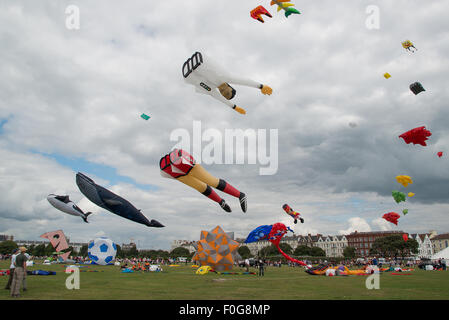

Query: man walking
[[10, 247, 28, 298], [4, 248, 19, 290], [258, 258, 265, 277]]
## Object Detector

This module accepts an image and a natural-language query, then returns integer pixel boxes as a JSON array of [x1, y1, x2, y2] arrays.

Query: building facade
[[315, 235, 348, 257], [430, 233, 449, 254], [409, 233, 433, 259], [345, 230, 404, 257], [0, 235, 14, 241]]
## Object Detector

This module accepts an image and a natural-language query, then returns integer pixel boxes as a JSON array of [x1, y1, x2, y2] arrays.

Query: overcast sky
[[1, 0, 448, 250]]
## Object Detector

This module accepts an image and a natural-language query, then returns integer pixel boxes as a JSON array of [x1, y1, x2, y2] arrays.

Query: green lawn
[[1, 261, 448, 300]]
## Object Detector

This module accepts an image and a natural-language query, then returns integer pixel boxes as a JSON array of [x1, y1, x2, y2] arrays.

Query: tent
[[431, 247, 449, 260]]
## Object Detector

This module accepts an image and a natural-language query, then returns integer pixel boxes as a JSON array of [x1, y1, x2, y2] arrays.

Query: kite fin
[[146, 219, 165, 228], [83, 212, 92, 223]]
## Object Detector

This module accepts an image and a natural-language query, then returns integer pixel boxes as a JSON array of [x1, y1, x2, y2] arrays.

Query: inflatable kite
[[192, 226, 240, 272], [88, 237, 117, 265], [40, 230, 71, 261], [392, 191, 406, 204], [251, 5, 272, 23], [402, 209, 409, 215], [47, 194, 92, 223], [382, 212, 400, 225], [76, 172, 164, 228], [140, 113, 150, 120], [408, 192, 415, 198], [396, 175, 413, 188], [245, 222, 307, 266], [437, 152, 443, 158], [160, 149, 246, 213], [384, 73, 391, 79], [410, 82, 425, 95], [270, 0, 300, 18], [402, 40, 417, 52], [182, 51, 272, 114], [399, 126, 432, 146], [403, 234, 408, 242], [282, 204, 304, 224]]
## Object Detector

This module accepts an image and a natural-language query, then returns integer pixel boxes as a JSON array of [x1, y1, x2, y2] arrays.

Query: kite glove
[[234, 106, 246, 115], [260, 85, 273, 95]]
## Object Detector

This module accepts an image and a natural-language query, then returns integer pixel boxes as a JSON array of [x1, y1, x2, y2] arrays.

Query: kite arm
[[208, 89, 245, 114]]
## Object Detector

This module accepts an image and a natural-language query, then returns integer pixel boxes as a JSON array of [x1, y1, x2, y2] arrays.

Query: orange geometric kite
[[192, 226, 239, 272]]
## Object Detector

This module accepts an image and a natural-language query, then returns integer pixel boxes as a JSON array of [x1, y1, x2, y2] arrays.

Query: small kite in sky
[[402, 209, 409, 215], [47, 194, 92, 223], [402, 40, 417, 52], [392, 190, 406, 204], [408, 192, 415, 198], [141, 113, 150, 120], [396, 175, 413, 188], [437, 151, 443, 158], [250, 5, 272, 23], [384, 73, 391, 79], [410, 82, 425, 95], [270, 0, 300, 18], [399, 126, 432, 146], [403, 234, 408, 242], [282, 204, 304, 224], [382, 212, 400, 225]]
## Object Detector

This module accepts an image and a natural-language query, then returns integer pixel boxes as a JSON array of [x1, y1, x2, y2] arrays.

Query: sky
[[0, 0, 448, 250]]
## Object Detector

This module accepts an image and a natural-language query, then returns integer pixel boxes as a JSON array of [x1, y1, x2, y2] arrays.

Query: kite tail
[[276, 244, 307, 266]]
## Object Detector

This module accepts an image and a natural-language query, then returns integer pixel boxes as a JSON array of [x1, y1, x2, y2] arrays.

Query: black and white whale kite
[[76, 172, 164, 228], [47, 194, 92, 223]]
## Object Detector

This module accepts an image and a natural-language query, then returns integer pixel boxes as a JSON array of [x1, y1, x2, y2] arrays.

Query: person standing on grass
[[258, 259, 265, 277], [4, 248, 19, 290], [10, 247, 28, 298]]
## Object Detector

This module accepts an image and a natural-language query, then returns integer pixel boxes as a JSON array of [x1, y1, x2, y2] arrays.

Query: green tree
[[237, 245, 252, 259], [259, 244, 279, 257], [293, 245, 312, 256], [33, 244, 47, 257], [170, 247, 190, 258], [278, 243, 293, 255], [79, 244, 88, 257], [343, 246, 356, 258], [370, 235, 419, 259], [310, 247, 326, 257], [0, 240, 18, 254]]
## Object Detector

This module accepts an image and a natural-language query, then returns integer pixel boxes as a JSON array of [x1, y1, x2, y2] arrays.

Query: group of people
[[4, 247, 29, 298]]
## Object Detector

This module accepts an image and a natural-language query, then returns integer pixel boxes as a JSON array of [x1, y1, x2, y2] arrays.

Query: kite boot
[[239, 193, 247, 213], [234, 106, 246, 114], [220, 200, 232, 213], [294, 219, 298, 224], [299, 217, 304, 223]]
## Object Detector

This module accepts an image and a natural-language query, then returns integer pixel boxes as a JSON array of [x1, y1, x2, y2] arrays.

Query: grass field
[[1, 261, 448, 300]]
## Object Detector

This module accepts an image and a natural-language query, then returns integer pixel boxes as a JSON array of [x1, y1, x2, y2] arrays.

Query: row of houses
[[172, 230, 449, 259]]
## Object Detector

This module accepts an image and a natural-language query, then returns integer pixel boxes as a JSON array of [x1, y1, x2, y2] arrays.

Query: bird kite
[[245, 222, 307, 266], [399, 126, 432, 146]]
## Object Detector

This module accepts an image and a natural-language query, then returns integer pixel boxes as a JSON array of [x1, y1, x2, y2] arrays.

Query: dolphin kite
[[76, 172, 164, 228], [47, 194, 92, 223]]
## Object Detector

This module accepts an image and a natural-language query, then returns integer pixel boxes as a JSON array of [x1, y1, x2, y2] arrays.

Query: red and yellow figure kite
[[282, 204, 304, 224], [399, 126, 432, 146], [160, 149, 247, 213], [250, 5, 272, 23]]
